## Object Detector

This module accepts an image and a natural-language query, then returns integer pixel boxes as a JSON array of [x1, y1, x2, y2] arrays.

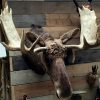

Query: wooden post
[[0, 60, 2, 99], [1, 59, 6, 100]]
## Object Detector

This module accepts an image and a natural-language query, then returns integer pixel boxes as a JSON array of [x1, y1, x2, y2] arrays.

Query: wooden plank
[[75, 49, 100, 64], [11, 90, 96, 100], [25, 95, 58, 100], [45, 14, 80, 27], [12, 13, 100, 27], [11, 73, 98, 90], [12, 79, 98, 100], [10, 49, 100, 71], [13, 15, 45, 28], [11, 70, 49, 85], [9, 51, 22, 57], [8, 2, 44, 14], [9, 57, 13, 72], [11, 89, 97, 100], [10, 61, 100, 85], [8, 1, 100, 15], [13, 14, 74, 27], [12, 56, 29, 71], [13, 81, 54, 100], [11, 87, 16, 100]]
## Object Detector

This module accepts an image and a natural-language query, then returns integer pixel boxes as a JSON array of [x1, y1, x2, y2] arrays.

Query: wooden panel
[[9, 57, 13, 72], [11, 87, 16, 100], [13, 81, 54, 100], [12, 56, 29, 71], [8, 1, 100, 15], [9, 51, 22, 57], [45, 14, 80, 27], [23, 95, 58, 100], [10, 62, 100, 85], [11, 70, 49, 85], [10, 49, 100, 71], [7, 1, 100, 27], [12, 14, 100, 27], [8, 2, 44, 14], [11, 72, 98, 90], [8, 2, 74, 14], [75, 49, 100, 64], [12, 79, 98, 100], [11, 87, 97, 100], [13, 15, 45, 28]]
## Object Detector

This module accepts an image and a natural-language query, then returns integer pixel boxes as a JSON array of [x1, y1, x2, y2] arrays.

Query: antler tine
[[21, 30, 48, 53], [29, 36, 41, 51], [60, 28, 83, 49], [30, 34, 48, 53], [2, 42, 21, 51], [34, 46, 48, 53], [21, 29, 27, 52], [21, 29, 37, 52]]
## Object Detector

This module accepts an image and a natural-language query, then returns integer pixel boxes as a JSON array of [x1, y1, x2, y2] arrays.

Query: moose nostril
[[56, 88, 61, 98], [56, 88, 72, 98]]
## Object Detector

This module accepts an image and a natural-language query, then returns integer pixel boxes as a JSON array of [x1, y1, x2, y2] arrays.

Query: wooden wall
[[6, 0, 100, 100], [9, 54, 100, 100], [8, 0, 100, 27]]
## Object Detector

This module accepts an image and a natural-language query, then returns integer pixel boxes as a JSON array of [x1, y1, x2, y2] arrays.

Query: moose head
[[20, 25, 80, 98], [0, 0, 100, 99]]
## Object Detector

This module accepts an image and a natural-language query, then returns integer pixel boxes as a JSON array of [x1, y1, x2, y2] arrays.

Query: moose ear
[[60, 28, 80, 44]]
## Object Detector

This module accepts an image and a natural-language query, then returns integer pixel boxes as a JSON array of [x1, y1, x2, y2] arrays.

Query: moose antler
[[21, 31, 48, 54], [61, 0, 98, 49], [1, 0, 99, 53], [0, 4, 21, 50]]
